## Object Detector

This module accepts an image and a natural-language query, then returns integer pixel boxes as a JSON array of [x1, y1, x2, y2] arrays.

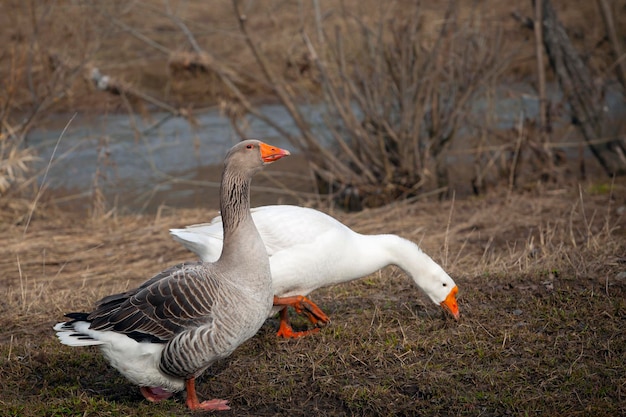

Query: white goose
[[170, 204, 460, 338], [54, 140, 291, 411]]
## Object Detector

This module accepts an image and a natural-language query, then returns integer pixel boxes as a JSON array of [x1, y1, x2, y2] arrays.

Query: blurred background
[[1, 0, 624, 215]]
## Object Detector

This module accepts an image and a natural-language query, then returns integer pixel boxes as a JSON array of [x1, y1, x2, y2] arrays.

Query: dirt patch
[[1, 179, 625, 416]]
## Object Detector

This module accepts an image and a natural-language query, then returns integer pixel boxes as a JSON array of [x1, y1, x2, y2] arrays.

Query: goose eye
[[246, 144, 254, 149], [443, 283, 447, 287]]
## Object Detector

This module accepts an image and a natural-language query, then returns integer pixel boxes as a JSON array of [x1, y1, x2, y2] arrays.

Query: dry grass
[[1, 179, 624, 416], [0, 144, 37, 196]]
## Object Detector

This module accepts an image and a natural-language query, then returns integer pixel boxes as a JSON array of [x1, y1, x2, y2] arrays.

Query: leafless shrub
[[227, 0, 509, 210]]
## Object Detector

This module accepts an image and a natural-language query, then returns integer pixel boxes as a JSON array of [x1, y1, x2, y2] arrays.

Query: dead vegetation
[[226, 0, 513, 208], [1, 180, 624, 416]]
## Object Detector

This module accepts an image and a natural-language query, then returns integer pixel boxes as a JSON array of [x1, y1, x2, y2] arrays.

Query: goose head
[[225, 139, 291, 172], [377, 235, 460, 320], [418, 262, 459, 320], [218, 139, 290, 255]]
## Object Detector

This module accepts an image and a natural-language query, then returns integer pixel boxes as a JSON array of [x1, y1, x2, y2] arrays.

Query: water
[[27, 104, 313, 212], [29, 106, 298, 189], [27, 84, 624, 212]]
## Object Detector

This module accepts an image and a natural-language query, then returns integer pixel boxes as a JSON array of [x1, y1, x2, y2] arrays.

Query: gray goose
[[54, 140, 290, 411]]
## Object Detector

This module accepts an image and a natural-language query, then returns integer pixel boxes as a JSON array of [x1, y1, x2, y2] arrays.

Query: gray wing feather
[[88, 261, 218, 341]]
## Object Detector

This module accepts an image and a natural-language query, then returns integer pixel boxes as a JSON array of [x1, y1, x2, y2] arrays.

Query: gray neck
[[217, 165, 266, 265], [219, 167, 251, 237]]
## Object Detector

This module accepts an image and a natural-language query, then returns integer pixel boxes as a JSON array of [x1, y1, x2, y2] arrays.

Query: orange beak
[[259, 142, 291, 163], [440, 285, 460, 320]]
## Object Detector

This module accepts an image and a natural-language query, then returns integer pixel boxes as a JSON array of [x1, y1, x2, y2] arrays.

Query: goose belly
[[97, 332, 185, 393]]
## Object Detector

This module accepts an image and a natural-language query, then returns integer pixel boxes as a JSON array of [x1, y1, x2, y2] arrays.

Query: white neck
[[355, 234, 444, 293]]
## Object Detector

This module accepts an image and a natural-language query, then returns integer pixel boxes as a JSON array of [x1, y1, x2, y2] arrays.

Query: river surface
[[27, 103, 320, 213], [27, 84, 624, 213]]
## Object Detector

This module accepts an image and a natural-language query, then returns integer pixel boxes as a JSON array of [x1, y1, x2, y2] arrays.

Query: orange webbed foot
[[273, 295, 331, 326], [187, 398, 231, 411], [274, 300, 330, 339], [185, 377, 231, 411], [276, 317, 321, 338]]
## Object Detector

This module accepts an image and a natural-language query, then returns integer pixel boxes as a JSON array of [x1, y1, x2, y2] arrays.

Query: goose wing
[[87, 261, 218, 342], [171, 205, 349, 260], [251, 205, 346, 253]]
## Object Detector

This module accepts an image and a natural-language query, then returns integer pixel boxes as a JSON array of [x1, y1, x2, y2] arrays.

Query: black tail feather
[[64, 312, 90, 321]]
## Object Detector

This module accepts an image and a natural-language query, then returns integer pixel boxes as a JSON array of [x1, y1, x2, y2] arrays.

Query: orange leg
[[273, 295, 330, 338], [185, 377, 230, 411]]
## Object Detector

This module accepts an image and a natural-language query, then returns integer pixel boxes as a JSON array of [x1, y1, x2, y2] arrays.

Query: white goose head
[[372, 234, 459, 320], [414, 259, 459, 319]]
